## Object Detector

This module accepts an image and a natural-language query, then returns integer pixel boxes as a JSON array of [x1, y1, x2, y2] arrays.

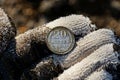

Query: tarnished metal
[[46, 26, 75, 54]]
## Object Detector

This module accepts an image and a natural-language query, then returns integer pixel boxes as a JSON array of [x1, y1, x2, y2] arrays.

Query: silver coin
[[46, 26, 75, 54]]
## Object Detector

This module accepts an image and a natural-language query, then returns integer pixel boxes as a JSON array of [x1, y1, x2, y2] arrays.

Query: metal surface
[[46, 26, 75, 54]]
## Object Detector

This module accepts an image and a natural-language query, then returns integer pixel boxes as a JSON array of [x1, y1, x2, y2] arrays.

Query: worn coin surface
[[46, 26, 75, 54]]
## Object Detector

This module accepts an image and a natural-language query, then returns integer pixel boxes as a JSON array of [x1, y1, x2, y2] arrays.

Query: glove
[[0, 8, 120, 80]]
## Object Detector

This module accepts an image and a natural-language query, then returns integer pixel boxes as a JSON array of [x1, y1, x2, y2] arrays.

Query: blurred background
[[0, 0, 120, 36]]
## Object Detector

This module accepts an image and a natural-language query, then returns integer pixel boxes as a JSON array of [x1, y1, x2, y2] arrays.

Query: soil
[[0, 0, 120, 36]]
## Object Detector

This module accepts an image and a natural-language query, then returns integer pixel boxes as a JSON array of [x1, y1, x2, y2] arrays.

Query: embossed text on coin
[[46, 26, 75, 54]]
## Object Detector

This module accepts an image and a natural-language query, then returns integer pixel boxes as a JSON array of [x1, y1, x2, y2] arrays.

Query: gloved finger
[[57, 43, 119, 80], [85, 62, 120, 80], [0, 8, 16, 80], [0, 8, 16, 54]]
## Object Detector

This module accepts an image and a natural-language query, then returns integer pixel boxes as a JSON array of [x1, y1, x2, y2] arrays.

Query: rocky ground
[[0, 0, 120, 35]]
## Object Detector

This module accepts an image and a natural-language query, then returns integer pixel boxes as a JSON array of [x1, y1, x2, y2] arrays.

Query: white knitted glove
[[0, 8, 120, 80]]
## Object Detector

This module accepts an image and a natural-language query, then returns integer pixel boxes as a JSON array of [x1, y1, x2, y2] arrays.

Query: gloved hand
[[0, 8, 120, 80]]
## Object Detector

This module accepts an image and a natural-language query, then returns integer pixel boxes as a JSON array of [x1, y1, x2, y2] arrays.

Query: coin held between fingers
[[46, 26, 75, 55]]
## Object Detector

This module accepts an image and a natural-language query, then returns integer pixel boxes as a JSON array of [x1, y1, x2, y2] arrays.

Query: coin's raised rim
[[46, 26, 75, 55]]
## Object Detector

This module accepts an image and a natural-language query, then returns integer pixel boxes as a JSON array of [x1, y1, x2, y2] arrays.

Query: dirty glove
[[0, 8, 120, 80]]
